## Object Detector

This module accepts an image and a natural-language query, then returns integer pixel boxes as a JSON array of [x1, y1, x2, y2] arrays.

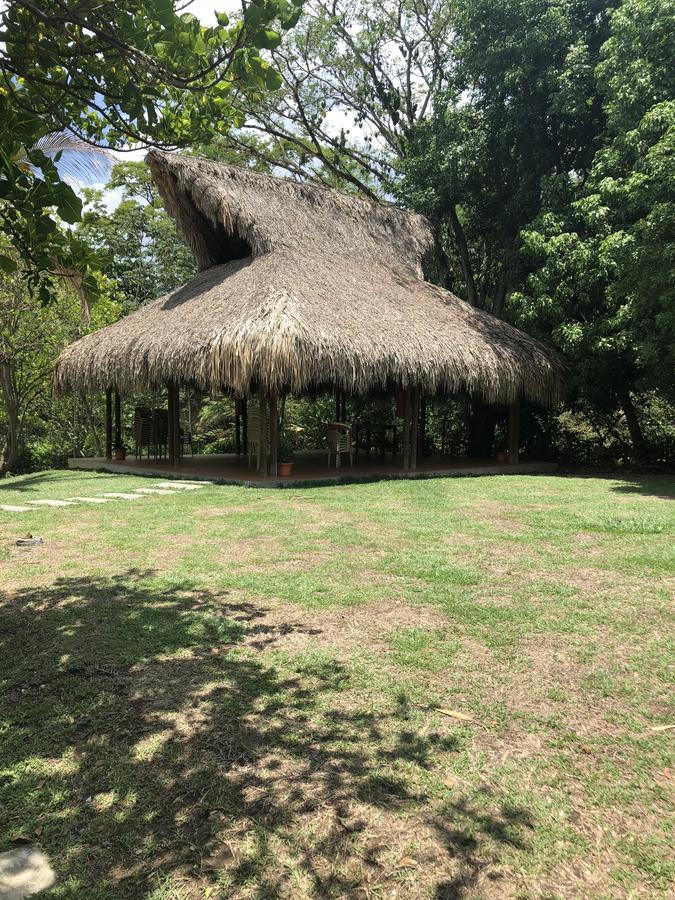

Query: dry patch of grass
[[239, 596, 450, 655]]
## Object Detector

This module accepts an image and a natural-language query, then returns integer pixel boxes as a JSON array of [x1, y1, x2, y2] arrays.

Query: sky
[[186, 0, 241, 23]]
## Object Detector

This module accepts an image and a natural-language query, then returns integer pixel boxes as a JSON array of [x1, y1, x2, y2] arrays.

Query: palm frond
[[31, 132, 115, 186]]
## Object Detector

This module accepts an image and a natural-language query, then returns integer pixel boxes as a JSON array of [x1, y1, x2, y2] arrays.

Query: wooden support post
[[167, 383, 175, 466], [105, 389, 113, 460], [341, 392, 347, 423], [173, 381, 181, 465], [509, 400, 520, 464], [402, 387, 412, 468], [390, 397, 396, 460], [235, 399, 241, 455], [418, 395, 426, 460], [242, 398, 248, 453], [268, 393, 278, 477], [257, 393, 267, 473], [114, 390, 122, 451], [410, 388, 420, 470], [335, 389, 341, 422]]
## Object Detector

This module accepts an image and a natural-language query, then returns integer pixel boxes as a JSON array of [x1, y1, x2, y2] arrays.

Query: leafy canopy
[[0, 0, 303, 301], [514, 0, 675, 407]]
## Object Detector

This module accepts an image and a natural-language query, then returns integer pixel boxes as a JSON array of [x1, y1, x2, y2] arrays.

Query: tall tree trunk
[[618, 388, 645, 459], [491, 275, 507, 318], [446, 208, 501, 457], [0, 361, 19, 476], [432, 219, 451, 289], [448, 205, 478, 307]]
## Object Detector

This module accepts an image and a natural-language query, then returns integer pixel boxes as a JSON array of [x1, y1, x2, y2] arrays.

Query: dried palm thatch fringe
[[54, 151, 567, 404]]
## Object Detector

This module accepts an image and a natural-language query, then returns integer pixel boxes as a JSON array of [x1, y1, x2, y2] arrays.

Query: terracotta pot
[[115, 447, 126, 461], [495, 450, 510, 463], [277, 461, 294, 476]]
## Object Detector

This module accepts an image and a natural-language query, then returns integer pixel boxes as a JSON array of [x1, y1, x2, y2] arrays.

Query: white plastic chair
[[327, 422, 353, 468]]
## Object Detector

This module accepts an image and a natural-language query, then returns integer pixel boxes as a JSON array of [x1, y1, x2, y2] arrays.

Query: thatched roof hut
[[54, 150, 565, 404]]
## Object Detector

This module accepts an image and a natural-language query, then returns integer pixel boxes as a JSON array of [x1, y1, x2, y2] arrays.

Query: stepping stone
[[0, 505, 31, 513], [134, 488, 180, 495], [156, 482, 205, 490], [101, 492, 144, 500], [25, 499, 75, 507], [68, 496, 111, 504], [0, 845, 56, 898]]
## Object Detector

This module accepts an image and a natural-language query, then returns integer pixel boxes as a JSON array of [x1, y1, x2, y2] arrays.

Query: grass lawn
[[0, 469, 673, 898]]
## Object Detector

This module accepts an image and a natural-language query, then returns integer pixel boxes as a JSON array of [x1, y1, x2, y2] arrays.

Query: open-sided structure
[[54, 151, 566, 476]]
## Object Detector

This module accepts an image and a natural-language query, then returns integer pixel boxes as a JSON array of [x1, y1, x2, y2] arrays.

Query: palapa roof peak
[[54, 151, 567, 404], [148, 151, 434, 279]]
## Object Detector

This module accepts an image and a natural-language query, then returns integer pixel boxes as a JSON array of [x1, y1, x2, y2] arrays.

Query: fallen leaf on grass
[[437, 708, 476, 723], [397, 857, 417, 869]]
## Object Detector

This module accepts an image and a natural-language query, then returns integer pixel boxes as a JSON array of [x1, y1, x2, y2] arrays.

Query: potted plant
[[277, 429, 295, 476], [114, 442, 127, 461]]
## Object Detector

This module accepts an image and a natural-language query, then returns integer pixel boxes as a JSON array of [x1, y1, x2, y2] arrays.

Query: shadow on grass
[[1, 570, 531, 897], [553, 469, 675, 500], [608, 474, 675, 500], [0, 471, 66, 493]]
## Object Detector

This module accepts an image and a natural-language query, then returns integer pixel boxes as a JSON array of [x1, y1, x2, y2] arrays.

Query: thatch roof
[[54, 151, 566, 404]]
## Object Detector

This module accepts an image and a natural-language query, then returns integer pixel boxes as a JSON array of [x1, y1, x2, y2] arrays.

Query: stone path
[[134, 487, 181, 495], [1, 480, 211, 514], [25, 499, 76, 507], [101, 492, 146, 500]]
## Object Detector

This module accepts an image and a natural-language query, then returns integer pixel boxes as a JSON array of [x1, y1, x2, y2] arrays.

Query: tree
[[0, 155, 199, 477], [230, 0, 614, 309], [398, 0, 616, 313], [226, 0, 455, 195], [0, 261, 119, 475], [0, 0, 302, 300], [512, 0, 675, 457]]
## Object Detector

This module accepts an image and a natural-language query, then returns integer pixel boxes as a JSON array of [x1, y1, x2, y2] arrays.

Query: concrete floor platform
[[68, 450, 557, 487]]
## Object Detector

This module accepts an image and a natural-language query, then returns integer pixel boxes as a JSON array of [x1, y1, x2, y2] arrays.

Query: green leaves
[[0, 254, 18, 273], [254, 29, 282, 50], [0, 0, 299, 301], [155, 0, 175, 29], [52, 183, 83, 225], [265, 67, 283, 90]]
